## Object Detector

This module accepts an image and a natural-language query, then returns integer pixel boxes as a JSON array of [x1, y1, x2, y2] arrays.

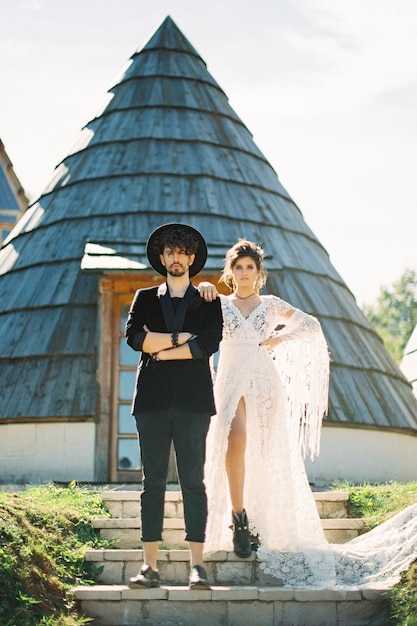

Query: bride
[[199, 238, 417, 588]]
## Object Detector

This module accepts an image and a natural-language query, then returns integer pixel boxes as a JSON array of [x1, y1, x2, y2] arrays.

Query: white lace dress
[[204, 294, 417, 588]]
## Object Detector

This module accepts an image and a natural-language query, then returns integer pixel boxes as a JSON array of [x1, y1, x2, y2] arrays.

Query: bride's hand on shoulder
[[197, 281, 219, 302]]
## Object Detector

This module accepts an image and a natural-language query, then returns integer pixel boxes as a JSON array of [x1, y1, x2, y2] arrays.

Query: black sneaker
[[128, 564, 160, 589], [189, 565, 211, 590]]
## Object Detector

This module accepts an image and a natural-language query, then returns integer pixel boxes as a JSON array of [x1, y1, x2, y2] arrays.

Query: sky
[[1, 0, 416, 306]]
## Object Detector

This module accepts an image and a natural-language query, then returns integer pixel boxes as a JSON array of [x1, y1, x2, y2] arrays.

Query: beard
[[166, 266, 187, 277]]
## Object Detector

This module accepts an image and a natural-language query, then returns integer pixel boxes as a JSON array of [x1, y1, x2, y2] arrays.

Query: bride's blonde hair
[[219, 239, 267, 291]]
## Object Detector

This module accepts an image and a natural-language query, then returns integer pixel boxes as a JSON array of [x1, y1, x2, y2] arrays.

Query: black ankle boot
[[231, 509, 252, 558]]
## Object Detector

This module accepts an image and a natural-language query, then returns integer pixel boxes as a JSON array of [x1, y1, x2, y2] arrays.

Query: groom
[[125, 223, 223, 590]]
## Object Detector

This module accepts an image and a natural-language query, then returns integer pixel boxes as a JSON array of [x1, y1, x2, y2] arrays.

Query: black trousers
[[135, 408, 211, 543]]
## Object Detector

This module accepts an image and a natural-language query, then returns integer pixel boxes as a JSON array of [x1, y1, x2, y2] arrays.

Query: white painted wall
[[306, 426, 417, 487], [0, 422, 96, 483], [1, 422, 416, 487]]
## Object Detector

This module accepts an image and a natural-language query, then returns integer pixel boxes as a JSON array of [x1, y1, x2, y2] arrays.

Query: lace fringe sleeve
[[271, 303, 330, 460]]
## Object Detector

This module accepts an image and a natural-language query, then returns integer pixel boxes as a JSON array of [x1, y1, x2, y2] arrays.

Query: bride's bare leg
[[225, 397, 246, 513], [226, 398, 252, 558]]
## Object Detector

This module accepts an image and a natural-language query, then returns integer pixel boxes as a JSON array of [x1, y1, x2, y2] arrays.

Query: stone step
[[83, 548, 300, 586], [91, 546, 393, 588], [92, 515, 365, 548], [100, 489, 350, 521], [73, 583, 391, 626], [74, 489, 387, 625]]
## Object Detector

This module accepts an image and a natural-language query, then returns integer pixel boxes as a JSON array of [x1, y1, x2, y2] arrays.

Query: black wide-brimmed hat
[[146, 223, 208, 277]]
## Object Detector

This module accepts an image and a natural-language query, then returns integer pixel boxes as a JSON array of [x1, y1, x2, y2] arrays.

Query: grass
[[1, 481, 417, 624], [333, 480, 417, 528], [0, 482, 111, 626]]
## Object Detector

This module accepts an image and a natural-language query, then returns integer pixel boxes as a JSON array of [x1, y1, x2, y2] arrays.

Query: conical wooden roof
[[1, 16, 416, 431]]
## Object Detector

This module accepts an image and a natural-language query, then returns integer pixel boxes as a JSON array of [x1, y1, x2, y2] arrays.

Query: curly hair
[[152, 226, 199, 256], [219, 238, 267, 291]]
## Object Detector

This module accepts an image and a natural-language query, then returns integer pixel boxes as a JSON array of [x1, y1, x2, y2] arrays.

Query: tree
[[362, 269, 417, 364]]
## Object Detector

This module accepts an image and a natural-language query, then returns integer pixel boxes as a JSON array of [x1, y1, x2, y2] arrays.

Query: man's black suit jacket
[[125, 282, 223, 415]]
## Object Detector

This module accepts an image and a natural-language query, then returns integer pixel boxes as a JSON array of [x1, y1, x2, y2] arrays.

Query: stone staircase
[[73, 490, 392, 625]]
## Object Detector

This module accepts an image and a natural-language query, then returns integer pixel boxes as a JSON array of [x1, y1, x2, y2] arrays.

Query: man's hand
[[142, 326, 195, 354]]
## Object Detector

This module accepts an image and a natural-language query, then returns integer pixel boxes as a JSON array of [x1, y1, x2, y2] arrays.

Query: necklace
[[235, 292, 256, 300]]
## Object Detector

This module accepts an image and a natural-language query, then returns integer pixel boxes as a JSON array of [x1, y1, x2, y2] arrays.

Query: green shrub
[[391, 560, 417, 625]]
